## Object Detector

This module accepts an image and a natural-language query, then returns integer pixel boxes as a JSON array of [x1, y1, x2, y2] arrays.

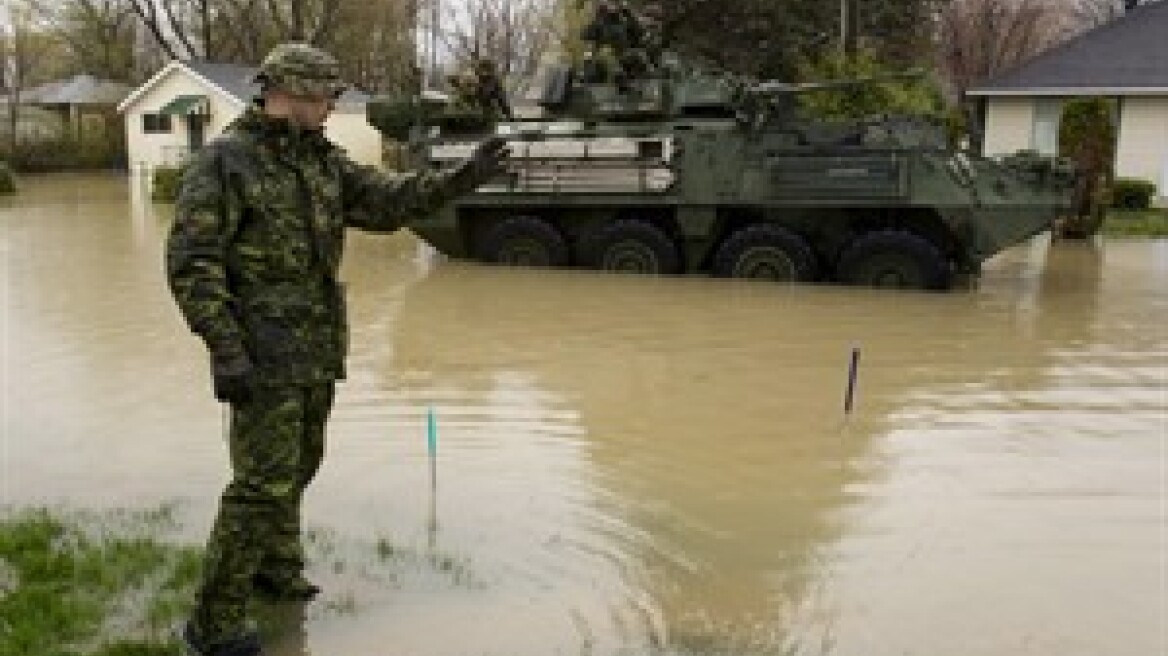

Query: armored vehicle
[[369, 56, 1074, 291]]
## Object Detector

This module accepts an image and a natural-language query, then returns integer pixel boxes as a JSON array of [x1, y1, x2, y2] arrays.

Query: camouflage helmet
[[254, 42, 347, 98], [473, 58, 497, 75]]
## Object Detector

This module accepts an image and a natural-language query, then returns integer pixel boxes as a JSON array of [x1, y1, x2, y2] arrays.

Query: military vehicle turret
[[368, 50, 1074, 291]]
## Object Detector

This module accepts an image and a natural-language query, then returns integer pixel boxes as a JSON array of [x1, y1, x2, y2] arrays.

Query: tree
[[936, 0, 1067, 145], [327, 0, 418, 94], [1058, 98, 1116, 237], [125, 0, 198, 60], [938, 0, 1066, 99], [1069, 0, 1159, 27], [1, 0, 57, 155], [628, 0, 835, 79], [122, 0, 419, 93], [798, 49, 946, 122], [860, 0, 947, 68], [257, 0, 344, 45], [30, 0, 137, 81], [613, 0, 943, 80], [441, 0, 558, 80], [126, 0, 344, 61]]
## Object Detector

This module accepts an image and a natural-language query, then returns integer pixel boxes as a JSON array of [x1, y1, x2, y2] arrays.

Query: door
[[186, 115, 207, 152]]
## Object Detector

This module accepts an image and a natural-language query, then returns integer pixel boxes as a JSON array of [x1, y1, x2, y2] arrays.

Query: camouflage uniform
[[447, 59, 512, 123], [167, 43, 497, 651], [581, 0, 629, 83], [637, 2, 666, 71], [473, 59, 513, 121]]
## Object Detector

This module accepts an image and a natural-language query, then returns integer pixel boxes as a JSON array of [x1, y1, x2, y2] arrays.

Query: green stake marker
[[426, 405, 438, 546], [426, 406, 438, 458], [427, 406, 438, 500]]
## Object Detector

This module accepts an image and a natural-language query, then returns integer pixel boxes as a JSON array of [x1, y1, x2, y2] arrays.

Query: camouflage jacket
[[167, 106, 454, 385]]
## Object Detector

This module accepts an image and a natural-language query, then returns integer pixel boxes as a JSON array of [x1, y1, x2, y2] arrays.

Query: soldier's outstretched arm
[[165, 147, 247, 361], [339, 137, 508, 232]]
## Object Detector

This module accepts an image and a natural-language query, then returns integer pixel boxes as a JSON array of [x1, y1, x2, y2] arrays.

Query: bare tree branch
[[440, 0, 556, 82], [1067, 0, 1153, 28], [127, 0, 180, 59], [264, 0, 292, 39], [309, 0, 341, 45], [938, 0, 1066, 98], [164, 1, 199, 58]]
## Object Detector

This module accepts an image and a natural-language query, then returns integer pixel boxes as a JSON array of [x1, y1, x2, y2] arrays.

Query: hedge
[[0, 160, 15, 194], [150, 165, 186, 203], [1, 137, 126, 173], [1109, 178, 1158, 211]]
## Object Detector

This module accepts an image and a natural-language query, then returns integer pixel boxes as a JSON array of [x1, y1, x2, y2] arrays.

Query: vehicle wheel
[[477, 216, 569, 267], [583, 220, 681, 275], [836, 230, 953, 291], [712, 224, 817, 282]]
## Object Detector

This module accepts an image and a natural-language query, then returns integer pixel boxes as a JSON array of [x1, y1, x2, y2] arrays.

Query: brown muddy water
[[1, 173, 1165, 656]]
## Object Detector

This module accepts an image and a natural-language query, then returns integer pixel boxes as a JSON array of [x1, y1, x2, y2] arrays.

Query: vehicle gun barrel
[[750, 70, 927, 96]]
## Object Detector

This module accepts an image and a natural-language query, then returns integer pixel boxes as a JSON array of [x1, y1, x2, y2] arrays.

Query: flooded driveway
[[2, 174, 1164, 655]]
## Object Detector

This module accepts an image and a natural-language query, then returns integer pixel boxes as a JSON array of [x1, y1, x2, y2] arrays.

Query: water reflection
[[2, 175, 1163, 656], [816, 239, 1165, 656], [259, 602, 310, 656]]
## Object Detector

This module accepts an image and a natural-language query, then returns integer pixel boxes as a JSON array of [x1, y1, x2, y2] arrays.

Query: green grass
[[0, 160, 15, 194], [0, 508, 201, 656], [0, 508, 485, 655], [1102, 208, 1168, 237]]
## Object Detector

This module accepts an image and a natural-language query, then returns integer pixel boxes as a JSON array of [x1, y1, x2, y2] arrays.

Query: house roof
[[24, 74, 132, 106], [185, 61, 262, 104], [968, 0, 1168, 96], [117, 60, 370, 113]]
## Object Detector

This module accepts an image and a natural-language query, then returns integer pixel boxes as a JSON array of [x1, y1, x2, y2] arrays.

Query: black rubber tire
[[836, 230, 953, 291], [582, 220, 681, 275], [712, 224, 818, 282], [477, 216, 569, 267]]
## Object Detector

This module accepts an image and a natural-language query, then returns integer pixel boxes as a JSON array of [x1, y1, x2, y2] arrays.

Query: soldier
[[473, 58, 513, 121], [636, 2, 666, 70], [447, 58, 512, 122], [447, 67, 481, 111], [580, 0, 628, 83], [167, 42, 505, 656]]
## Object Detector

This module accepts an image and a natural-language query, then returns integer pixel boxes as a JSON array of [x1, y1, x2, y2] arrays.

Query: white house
[[116, 60, 383, 173], [968, 1, 1168, 204]]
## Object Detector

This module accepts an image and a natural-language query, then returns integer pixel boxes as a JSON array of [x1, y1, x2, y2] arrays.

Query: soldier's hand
[[449, 136, 509, 195], [211, 350, 254, 405]]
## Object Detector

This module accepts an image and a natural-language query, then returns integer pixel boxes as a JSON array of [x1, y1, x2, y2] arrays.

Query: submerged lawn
[[0, 506, 475, 655], [0, 507, 200, 656], [1103, 208, 1168, 237]]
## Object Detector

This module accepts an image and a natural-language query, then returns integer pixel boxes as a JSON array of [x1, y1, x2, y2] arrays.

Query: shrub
[[1109, 178, 1158, 210], [1057, 98, 1119, 237], [796, 50, 947, 122], [150, 165, 186, 203], [1, 136, 126, 172], [1103, 208, 1168, 237], [0, 160, 15, 194]]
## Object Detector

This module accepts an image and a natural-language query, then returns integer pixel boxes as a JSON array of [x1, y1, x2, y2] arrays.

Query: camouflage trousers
[[191, 383, 335, 642]]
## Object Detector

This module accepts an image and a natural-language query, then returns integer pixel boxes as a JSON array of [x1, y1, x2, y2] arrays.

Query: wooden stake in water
[[844, 346, 861, 415]]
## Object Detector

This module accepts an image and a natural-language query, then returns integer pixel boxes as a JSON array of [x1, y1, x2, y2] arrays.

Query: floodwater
[[1, 173, 1164, 656]]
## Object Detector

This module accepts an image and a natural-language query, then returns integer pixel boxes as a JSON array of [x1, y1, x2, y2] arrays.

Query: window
[[142, 113, 172, 134], [1030, 99, 1063, 156]]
